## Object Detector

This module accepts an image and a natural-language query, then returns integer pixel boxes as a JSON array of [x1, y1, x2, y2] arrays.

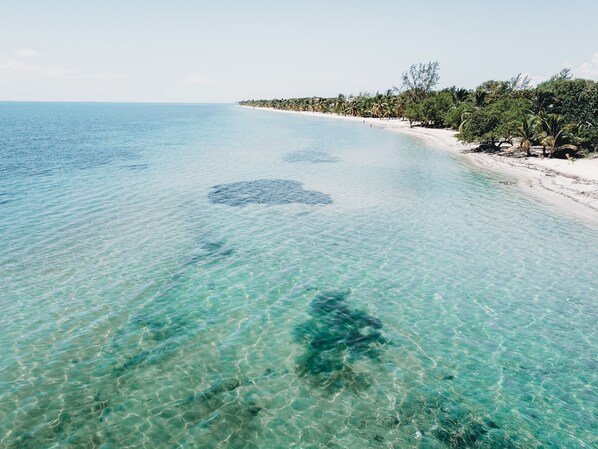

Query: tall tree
[[398, 62, 440, 102]]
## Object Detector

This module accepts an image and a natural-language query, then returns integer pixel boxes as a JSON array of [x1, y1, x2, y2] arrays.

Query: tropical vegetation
[[239, 64, 598, 158]]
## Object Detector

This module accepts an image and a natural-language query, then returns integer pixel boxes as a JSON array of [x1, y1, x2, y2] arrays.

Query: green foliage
[[443, 102, 474, 130], [535, 78, 598, 151], [537, 114, 578, 158], [238, 63, 598, 155], [417, 91, 455, 127], [458, 96, 531, 150], [515, 115, 540, 156], [403, 101, 422, 125]]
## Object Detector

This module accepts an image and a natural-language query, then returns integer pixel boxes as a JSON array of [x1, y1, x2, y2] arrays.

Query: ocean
[[0, 102, 596, 448]]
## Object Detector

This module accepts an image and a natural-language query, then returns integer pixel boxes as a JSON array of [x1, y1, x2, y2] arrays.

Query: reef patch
[[284, 150, 341, 164], [208, 179, 332, 206], [293, 289, 387, 391]]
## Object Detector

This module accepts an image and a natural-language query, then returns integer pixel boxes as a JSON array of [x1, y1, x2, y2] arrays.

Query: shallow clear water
[[0, 103, 596, 449]]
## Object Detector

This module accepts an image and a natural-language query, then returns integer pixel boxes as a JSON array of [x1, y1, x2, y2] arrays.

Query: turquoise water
[[0, 103, 596, 448]]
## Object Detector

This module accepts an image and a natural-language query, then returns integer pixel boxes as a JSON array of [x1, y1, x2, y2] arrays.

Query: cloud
[[566, 53, 598, 81], [179, 75, 211, 85], [14, 48, 41, 58], [0, 60, 77, 77], [0, 60, 40, 72]]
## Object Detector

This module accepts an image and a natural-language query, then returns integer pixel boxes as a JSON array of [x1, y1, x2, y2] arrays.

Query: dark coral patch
[[293, 289, 387, 391], [208, 179, 332, 207], [284, 150, 340, 164]]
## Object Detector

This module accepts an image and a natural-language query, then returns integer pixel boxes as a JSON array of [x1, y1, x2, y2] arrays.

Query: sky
[[1, 0, 598, 103]]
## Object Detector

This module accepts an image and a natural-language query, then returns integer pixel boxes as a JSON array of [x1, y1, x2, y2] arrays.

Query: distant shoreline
[[242, 106, 598, 227]]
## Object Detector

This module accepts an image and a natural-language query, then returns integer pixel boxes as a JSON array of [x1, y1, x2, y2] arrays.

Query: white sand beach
[[245, 107, 598, 227]]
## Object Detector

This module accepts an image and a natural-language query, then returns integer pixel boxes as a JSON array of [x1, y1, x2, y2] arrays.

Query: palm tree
[[335, 94, 346, 115], [382, 89, 395, 119], [474, 90, 486, 108], [353, 94, 371, 117], [458, 109, 473, 132], [345, 98, 358, 117], [516, 115, 539, 157], [532, 90, 553, 115], [451, 87, 470, 105], [371, 92, 388, 119], [538, 114, 577, 158]]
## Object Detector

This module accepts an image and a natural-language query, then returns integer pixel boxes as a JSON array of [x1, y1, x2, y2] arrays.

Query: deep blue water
[[0, 103, 596, 448]]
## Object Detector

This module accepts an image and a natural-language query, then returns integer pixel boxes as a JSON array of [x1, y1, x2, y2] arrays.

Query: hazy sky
[[1, 0, 597, 103]]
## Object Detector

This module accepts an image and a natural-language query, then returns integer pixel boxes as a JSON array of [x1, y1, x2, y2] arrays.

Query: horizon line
[[0, 100, 238, 105]]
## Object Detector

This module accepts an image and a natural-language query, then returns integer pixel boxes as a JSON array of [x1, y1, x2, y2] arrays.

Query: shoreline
[[243, 106, 598, 228]]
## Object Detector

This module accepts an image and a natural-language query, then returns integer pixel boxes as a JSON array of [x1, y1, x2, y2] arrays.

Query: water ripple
[[0, 104, 596, 448]]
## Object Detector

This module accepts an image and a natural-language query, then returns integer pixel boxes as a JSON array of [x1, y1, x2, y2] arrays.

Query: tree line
[[239, 63, 598, 158]]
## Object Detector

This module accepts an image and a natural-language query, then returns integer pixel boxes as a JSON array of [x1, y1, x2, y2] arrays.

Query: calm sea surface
[[0, 103, 596, 448]]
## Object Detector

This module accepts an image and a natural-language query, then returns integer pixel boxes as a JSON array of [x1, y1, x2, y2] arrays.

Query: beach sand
[[245, 107, 598, 227]]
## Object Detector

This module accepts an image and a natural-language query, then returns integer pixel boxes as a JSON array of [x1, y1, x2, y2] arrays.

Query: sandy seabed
[[245, 107, 598, 228]]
